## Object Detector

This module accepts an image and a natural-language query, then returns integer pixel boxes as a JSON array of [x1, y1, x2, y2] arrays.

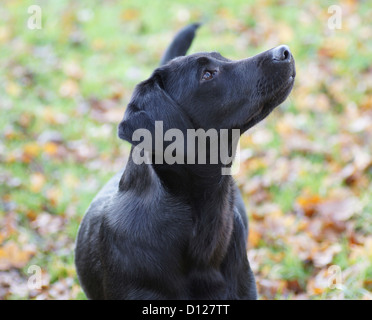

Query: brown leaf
[[63, 61, 84, 80], [248, 227, 261, 248], [41, 107, 68, 125], [22, 142, 40, 163], [317, 198, 357, 222], [6, 82, 21, 97], [0, 241, 35, 271], [30, 172, 46, 193], [312, 244, 342, 268], [43, 142, 59, 156], [31, 212, 65, 236], [258, 279, 287, 298], [121, 8, 140, 22], [59, 79, 79, 98], [296, 194, 323, 217]]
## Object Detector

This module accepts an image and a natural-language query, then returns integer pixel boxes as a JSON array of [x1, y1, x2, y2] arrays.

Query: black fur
[[75, 24, 295, 300], [160, 23, 200, 66]]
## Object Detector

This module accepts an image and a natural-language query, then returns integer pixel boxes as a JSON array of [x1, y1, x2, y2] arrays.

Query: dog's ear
[[118, 107, 154, 146], [118, 70, 192, 153]]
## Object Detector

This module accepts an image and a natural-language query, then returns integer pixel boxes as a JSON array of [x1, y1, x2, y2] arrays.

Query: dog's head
[[118, 46, 295, 155]]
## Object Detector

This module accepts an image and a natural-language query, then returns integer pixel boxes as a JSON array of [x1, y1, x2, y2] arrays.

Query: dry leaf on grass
[[0, 241, 35, 271]]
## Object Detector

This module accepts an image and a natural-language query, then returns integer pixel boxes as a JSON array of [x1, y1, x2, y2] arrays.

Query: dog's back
[[75, 24, 202, 299]]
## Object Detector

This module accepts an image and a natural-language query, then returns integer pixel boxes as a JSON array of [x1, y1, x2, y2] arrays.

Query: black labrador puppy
[[75, 24, 295, 300]]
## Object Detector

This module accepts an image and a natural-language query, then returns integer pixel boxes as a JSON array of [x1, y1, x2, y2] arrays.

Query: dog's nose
[[272, 45, 291, 62]]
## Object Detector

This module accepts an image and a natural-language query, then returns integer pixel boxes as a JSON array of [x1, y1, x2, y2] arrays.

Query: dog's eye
[[202, 70, 217, 81]]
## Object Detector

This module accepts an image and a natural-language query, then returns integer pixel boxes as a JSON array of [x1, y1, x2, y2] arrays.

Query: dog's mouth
[[241, 70, 295, 132], [274, 71, 296, 100], [287, 69, 296, 86]]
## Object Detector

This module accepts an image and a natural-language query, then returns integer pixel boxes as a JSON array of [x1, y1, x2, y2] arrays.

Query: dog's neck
[[120, 149, 233, 197], [154, 161, 236, 269], [120, 147, 236, 269]]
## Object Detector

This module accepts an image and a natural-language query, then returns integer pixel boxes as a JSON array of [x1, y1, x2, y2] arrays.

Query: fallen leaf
[[296, 194, 323, 217], [258, 279, 287, 298], [59, 79, 79, 98], [41, 107, 68, 125], [31, 212, 65, 236], [312, 244, 342, 268], [46, 188, 62, 208], [248, 227, 261, 248], [63, 61, 84, 80], [0, 242, 35, 271], [30, 172, 46, 193], [121, 8, 140, 21], [6, 82, 21, 97], [317, 198, 357, 222], [22, 142, 41, 162], [43, 142, 59, 156]]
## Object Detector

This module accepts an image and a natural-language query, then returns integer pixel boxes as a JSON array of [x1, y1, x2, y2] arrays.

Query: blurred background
[[0, 0, 371, 299]]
